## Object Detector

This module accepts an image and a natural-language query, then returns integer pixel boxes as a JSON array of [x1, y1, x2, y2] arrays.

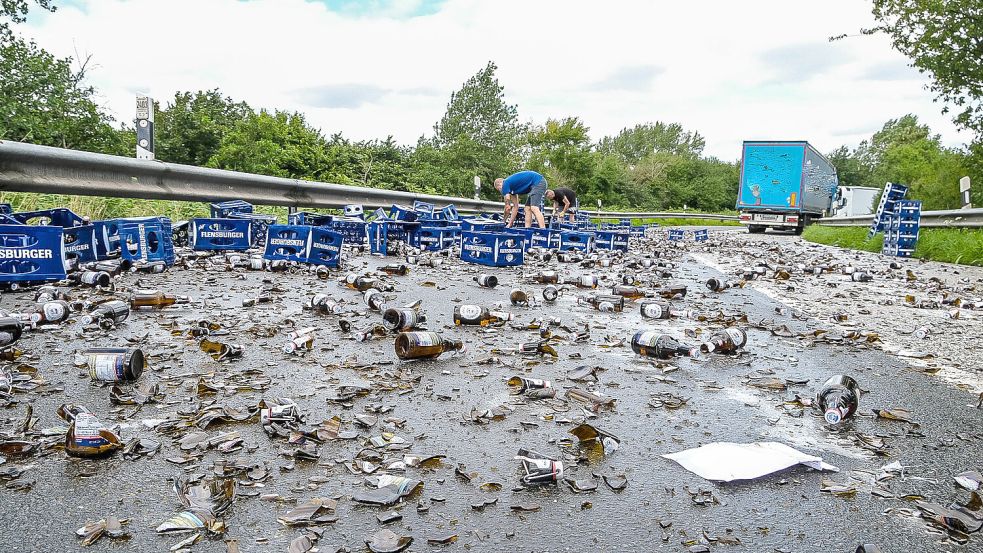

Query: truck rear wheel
[[747, 225, 766, 234]]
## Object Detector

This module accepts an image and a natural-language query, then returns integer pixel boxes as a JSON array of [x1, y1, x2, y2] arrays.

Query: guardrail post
[[960, 176, 971, 209], [136, 95, 154, 160]]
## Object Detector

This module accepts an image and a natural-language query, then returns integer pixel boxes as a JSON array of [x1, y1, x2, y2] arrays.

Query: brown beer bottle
[[699, 328, 747, 354], [130, 290, 190, 309], [631, 331, 699, 359], [611, 285, 649, 299], [655, 285, 688, 299], [380, 264, 408, 276], [394, 331, 463, 360], [453, 305, 512, 326], [528, 271, 559, 284], [383, 307, 427, 331]]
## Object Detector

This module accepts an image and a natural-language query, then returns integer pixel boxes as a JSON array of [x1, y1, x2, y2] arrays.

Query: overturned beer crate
[[210, 200, 253, 218], [63, 225, 99, 264], [263, 225, 344, 267], [595, 230, 630, 251], [368, 221, 420, 256], [460, 231, 524, 267], [0, 224, 67, 286], [558, 230, 595, 253], [416, 222, 460, 252], [868, 183, 908, 238], [190, 218, 254, 251], [119, 217, 175, 266]]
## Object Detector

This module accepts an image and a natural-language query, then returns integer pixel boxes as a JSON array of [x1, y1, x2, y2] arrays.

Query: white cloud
[[21, 0, 971, 159]]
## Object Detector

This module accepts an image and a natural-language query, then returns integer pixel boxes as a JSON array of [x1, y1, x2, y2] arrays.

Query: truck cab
[[736, 141, 838, 234]]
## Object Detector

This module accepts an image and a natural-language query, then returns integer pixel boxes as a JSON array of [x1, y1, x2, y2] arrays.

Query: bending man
[[546, 187, 578, 224], [494, 170, 547, 228]]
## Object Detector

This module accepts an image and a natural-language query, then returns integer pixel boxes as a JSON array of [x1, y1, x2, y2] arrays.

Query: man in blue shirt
[[494, 170, 547, 228]]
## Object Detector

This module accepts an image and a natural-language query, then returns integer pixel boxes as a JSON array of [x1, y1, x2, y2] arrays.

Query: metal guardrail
[[820, 209, 983, 228], [0, 141, 740, 222]]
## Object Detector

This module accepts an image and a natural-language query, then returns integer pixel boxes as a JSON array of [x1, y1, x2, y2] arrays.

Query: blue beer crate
[[344, 204, 364, 219], [694, 228, 709, 242], [416, 224, 459, 252], [440, 205, 459, 221], [558, 231, 595, 253], [595, 230, 629, 252], [0, 203, 11, 215], [10, 208, 86, 227], [515, 227, 558, 250], [460, 217, 506, 233], [172, 220, 190, 247], [307, 227, 344, 267], [288, 211, 334, 226], [93, 219, 122, 260], [190, 218, 254, 251], [668, 229, 685, 241], [119, 217, 175, 265], [327, 217, 368, 245], [630, 225, 648, 236], [460, 231, 524, 267], [389, 204, 419, 222], [63, 224, 99, 264], [0, 225, 67, 285], [264, 225, 312, 262], [412, 201, 435, 219], [368, 221, 420, 256], [228, 212, 275, 245], [210, 200, 253, 218]]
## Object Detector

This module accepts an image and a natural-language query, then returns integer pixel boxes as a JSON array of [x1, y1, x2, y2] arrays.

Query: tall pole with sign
[[136, 95, 154, 160]]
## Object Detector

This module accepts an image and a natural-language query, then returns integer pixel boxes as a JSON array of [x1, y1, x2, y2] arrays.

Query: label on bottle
[[415, 332, 439, 347], [724, 327, 746, 347], [580, 275, 595, 287], [73, 412, 109, 448], [634, 330, 659, 346], [458, 305, 482, 322], [0, 331, 16, 347], [89, 353, 124, 381], [489, 310, 512, 322], [642, 303, 665, 319], [42, 302, 67, 322]]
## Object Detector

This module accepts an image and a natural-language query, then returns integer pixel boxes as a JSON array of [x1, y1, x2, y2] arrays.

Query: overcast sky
[[22, 0, 971, 160]]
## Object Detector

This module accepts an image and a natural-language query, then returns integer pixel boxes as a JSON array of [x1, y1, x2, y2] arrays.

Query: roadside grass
[[804, 225, 983, 266]]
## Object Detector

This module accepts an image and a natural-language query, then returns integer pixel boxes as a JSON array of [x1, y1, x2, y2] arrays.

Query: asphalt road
[[0, 228, 980, 552]]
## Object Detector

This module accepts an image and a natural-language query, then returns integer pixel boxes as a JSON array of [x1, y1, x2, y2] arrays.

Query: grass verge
[[803, 225, 983, 266]]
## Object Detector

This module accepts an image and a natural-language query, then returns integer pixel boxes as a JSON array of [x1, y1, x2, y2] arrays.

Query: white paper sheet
[[663, 441, 839, 482]]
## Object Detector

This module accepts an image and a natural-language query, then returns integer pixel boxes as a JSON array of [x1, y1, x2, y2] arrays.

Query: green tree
[[526, 117, 595, 190], [855, 115, 972, 209], [1, 0, 55, 38], [826, 145, 871, 187], [597, 122, 706, 164], [0, 35, 131, 154], [430, 61, 525, 190], [861, 1, 983, 139], [154, 89, 252, 166], [207, 110, 330, 179]]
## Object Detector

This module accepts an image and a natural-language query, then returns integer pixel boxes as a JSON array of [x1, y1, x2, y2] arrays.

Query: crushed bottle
[[515, 448, 563, 485], [542, 285, 559, 303], [507, 376, 555, 399], [639, 300, 696, 320], [283, 327, 315, 354], [699, 328, 747, 354], [58, 404, 122, 458]]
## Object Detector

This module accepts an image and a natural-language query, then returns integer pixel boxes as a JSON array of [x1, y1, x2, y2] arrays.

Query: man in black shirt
[[546, 187, 578, 223]]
